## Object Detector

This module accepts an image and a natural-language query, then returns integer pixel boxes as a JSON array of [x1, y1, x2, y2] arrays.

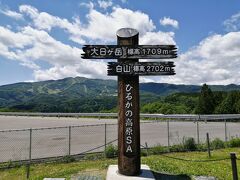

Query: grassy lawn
[[143, 148, 240, 180], [0, 148, 239, 180]]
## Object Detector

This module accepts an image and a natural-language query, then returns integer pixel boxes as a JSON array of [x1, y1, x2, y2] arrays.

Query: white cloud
[[33, 62, 107, 81], [160, 17, 179, 29], [16, 26, 81, 66], [0, 8, 23, 20], [0, 26, 40, 69], [154, 32, 240, 85], [19, 5, 85, 44], [11, 4, 160, 46], [0, 25, 108, 81], [140, 31, 176, 45], [19, 5, 80, 32], [98, 0, 113, 10], [80, 7, 156, 42], [79, 2, 94, 10], [223, 12, 240, 32], [0, 42, 18, 60], [0, 26, 34, 48], [19, 5, 156, 44], [19, 5, 38, 18]]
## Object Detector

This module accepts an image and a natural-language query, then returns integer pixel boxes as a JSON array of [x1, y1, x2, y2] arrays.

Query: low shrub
[[150, 144, 168, 155], [84, 153, 104, 160], [105, 144, 118, 158], [141, 149, 148, 156], [3, 160, 22, 168], [196, 143, 207, 151], [183, 137, 197, 151], [211, 138, 225, 149], [61, 155, 75, 163], [169, 144, 185, 152], [228, 138, 240, 147]]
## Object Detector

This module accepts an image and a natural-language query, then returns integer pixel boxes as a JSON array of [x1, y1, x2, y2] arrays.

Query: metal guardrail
[[0, 112, 117, 118], [0, 112, 240, 120]]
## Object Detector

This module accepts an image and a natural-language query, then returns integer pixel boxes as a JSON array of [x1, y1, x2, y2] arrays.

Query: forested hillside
[[0, 77, 239, 113], [141, 84, 240, 114]]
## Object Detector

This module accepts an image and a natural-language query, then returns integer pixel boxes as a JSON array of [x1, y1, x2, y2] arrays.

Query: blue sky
[[0, 0, 240, 85]]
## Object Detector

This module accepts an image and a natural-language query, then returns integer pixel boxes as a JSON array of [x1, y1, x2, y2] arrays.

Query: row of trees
[[141, 84, 240, 114], [196, 84, 240, 114]]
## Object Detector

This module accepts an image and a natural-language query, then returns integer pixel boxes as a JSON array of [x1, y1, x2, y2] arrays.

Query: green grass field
[[0, 148, 239, 180]]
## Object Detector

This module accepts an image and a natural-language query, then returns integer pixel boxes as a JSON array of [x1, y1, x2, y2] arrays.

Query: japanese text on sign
[[90, 47, 169, 56], [125, 84, 134, 154], [82, 45, 177, 59], [108, 62, 175, 76]]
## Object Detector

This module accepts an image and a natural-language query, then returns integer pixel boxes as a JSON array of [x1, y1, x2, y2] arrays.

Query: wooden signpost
[[82, 45, 177, 59], [107, 62, 175, 76], [82, 28, 177, 176]]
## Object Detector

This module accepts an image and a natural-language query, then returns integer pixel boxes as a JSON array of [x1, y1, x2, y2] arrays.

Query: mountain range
[[0, 77, 239, 112]]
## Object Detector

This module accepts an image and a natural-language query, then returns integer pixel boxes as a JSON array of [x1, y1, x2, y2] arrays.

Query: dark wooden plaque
[[82, 45, 177, 59], [108, 62, 175, 76]]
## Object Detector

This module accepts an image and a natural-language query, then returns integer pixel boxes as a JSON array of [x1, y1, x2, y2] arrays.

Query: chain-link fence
[[0, 118, 240, 165]]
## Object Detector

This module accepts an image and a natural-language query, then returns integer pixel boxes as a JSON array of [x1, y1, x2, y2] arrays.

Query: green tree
[[196, 84, 215, 114], [213, 91, 225, 107], [159, 103, 174, 114], [234, 99, 240, 113], [141, 102, 162, 113], [215, 91, 240, 114]]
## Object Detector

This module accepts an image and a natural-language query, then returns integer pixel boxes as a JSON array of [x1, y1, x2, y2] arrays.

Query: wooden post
[[105, 123, 107, 155], [29, 128, 32, 163], [117, 28, 141, 176], [206, 133, 211, 158], [81, 27, 177, 177], [224, 119, 227, 142], [167, 120, 170, 150], [68, 126, 71, 156], [197, 116, 200, 144], [145, 142, 149, 156], [230, 153, 238, 180], [27, 128, 32, 179]]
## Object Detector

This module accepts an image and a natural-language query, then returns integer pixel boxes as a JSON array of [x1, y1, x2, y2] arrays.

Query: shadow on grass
[[153, 171, 191, 180]]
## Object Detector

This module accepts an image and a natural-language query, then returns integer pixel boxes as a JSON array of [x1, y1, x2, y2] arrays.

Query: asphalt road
[[0, 116, 239, 162]]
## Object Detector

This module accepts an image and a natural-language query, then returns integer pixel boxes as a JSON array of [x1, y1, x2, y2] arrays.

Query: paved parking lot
[[0, 115, 239, 162]]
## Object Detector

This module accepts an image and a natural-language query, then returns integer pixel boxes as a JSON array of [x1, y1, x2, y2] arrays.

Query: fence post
[[68, 126, 71, 156], [27, 128, 32, 179], [145, 142, 149, 156], [29, 128, 32, 163], [206, 133, 211, 158], [230, 153, 238, 180], [224, 119, 227, 142], [104, 123, 107, 154], [197, 116, 200, 144], [26, 164, 30, 179], [167, 120, 170, 150]]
